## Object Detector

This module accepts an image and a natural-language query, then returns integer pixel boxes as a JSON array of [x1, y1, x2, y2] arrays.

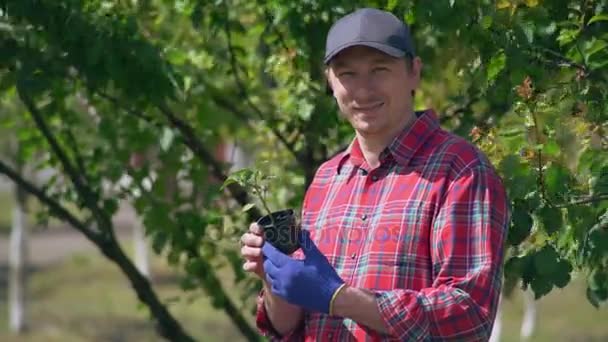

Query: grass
[[0, 248, 257, 342], [0, 191, 90, 236], [0, 191, 14, 234], [497, 278, 608, 342], [1, 247, 607, 342], [0, 187, 607, 341], [0, 192, 46, 236]]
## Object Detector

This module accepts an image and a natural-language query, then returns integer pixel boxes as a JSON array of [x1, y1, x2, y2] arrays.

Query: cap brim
[[324, 41, 406, 64]]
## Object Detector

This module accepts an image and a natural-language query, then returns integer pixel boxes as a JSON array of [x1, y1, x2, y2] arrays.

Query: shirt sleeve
[[373, 163, 510, 341], [255, 279, 305, 341]]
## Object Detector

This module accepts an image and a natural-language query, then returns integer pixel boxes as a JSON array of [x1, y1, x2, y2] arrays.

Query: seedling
[[221, 165, 300, 254]]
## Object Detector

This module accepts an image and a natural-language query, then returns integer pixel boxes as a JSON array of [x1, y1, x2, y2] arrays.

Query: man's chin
[[352, 123, 381, 135]]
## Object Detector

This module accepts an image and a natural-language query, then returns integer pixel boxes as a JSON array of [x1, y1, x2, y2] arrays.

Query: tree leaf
[[242, 202, 256, 212], [386, 0, 398, 11], [557, 28, 580, 46], [537, 205, 564, 234], [524, 0, 539, 7], [533, 245, 560, 276], [588, 14, 608, 25], [591, 166, 608, 195], [487, 50, 507, 83], [509, 201, 533, 245], [531, 276, 553, 299], [553, 260, 572, 288]]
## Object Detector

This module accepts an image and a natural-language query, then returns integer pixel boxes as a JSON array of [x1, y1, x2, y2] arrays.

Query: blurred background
[[1, 0, 607, 341]]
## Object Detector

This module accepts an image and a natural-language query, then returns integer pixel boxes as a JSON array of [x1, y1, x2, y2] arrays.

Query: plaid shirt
[[256, 109, 510, 341]]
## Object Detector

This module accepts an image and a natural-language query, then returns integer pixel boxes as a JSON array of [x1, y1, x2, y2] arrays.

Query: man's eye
[[373, 67, 389, 73], [338, 71, 355, 77]]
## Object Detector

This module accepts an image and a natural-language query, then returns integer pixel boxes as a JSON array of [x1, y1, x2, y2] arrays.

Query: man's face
[[326, 45, 422, 139]]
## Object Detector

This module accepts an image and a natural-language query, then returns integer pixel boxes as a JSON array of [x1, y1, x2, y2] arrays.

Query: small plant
[[221, 166, 277, 226], [221, 163, 300, 254]]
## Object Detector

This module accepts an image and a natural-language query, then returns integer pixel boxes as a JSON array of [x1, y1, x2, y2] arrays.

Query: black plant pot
[[257, 208, 300, 255]]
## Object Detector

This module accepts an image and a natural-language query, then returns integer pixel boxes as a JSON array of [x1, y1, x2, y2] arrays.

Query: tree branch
[[538, 46, 587, 71], [64, 126, 91, 186], [97, 91, 157, 124], [221, 5, 299, 161], [440, 94, 480, 125], [95, 88, 265, 224], [155, 101, 263, 222], [555, 193, 608, 208], [0, 159, 101, 243], [530, 109, 554, 207], [16, 82, 114, 236]]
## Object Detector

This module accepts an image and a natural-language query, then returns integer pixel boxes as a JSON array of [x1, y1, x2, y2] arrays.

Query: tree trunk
[[489, 295, 502, 342], [99, 237, 195, 342], [133, 217, 150, 278], [8, 182, 28, 333], [520, 289, 537, 341]]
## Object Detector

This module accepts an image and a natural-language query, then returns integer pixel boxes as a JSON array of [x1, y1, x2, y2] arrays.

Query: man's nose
[[353, 74, 376, 100]]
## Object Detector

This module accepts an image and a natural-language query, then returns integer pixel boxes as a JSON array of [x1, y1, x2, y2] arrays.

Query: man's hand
[[241, 222, 304, 337], [240, 222, 265, 278], [262, 230, 346, 314]]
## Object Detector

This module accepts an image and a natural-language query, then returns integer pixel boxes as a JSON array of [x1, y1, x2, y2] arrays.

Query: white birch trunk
[[133, 217, 150, 278], [8, 183, 28, 333], [489, 295, 502, 342], [520, 289, 537, 341]]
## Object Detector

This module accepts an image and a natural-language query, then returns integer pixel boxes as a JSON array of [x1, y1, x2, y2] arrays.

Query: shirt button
[[372, 175, 378, 181], [351, 253, 356, 259], [361, 214, 367, 221], [328, 333, 333, 339], [360, 169, 367, 175]]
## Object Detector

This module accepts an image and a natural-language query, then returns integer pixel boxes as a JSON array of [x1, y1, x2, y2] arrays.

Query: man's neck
[[356, 112, 417, 169]]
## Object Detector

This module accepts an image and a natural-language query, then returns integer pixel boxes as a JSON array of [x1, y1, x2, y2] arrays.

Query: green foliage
[[1, 0, 608, 340]]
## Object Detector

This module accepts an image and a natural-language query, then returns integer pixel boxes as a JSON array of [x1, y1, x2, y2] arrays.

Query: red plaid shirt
[[256, 109, 510, 341]]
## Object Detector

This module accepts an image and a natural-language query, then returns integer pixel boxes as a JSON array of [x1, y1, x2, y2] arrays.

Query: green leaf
[[553, 260, 572, 288], [220, 178, 237, 191], [557, 28, 580, 46], [588, 14, 608, 25], [533, 245, 560, 276], [585, 39, 608, 61], [242, 202, 256, 212], [519, 21, 535, 44], [103, 198, 119, 216], [386, 0, 398, 11], [578, 147, 606, 175], [180, 276, 198, 291], [591, 166, 608, 195], [481, 16, 493, 29], [545, 163, 573, 200], [542, 140, 560, 158], [509, 201, 533, 246], [487, 50, 507, 83], [152, 231, 168, 254], [531, 276, 553, 299], [537, 205, 564, 234], [587, 286, 602, 308], [160, 127, 175, 151], [499, 128, 524, 137], [524, 0, 539, 7]]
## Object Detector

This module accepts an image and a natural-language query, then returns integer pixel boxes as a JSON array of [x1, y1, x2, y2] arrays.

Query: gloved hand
[[262, 229, 345, 314]]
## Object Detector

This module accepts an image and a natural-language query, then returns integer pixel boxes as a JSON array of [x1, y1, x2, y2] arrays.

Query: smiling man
[[240, 7, 510, 341]]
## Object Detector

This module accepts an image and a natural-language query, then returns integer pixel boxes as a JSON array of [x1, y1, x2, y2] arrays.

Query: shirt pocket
[[359, 201, 433, 290]]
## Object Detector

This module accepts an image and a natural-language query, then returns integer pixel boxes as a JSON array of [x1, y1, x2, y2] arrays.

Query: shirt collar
[[337, 109, 440, 174]]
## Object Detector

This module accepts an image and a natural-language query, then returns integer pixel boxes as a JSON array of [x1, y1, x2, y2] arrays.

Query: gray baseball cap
[[324, 8, 416, 65]]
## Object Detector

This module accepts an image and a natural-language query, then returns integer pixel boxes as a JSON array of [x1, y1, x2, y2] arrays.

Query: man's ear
[[326, 81, 333, 95]]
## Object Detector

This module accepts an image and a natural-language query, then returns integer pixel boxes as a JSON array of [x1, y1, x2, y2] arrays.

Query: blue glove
[[262, 229, 345, 314]]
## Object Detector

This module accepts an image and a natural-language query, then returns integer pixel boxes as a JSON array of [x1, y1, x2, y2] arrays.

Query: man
[[240, 7, 510, 341]]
